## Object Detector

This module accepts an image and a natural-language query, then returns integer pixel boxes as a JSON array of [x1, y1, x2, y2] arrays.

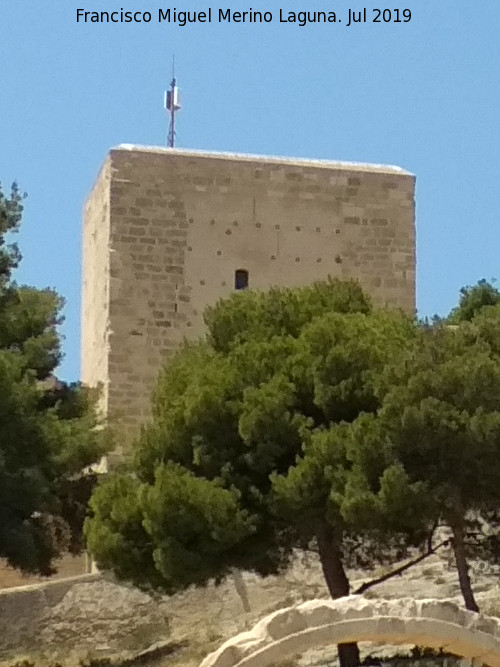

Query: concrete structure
[[82, 146, 415, 446], [199, 597, 500, 667]]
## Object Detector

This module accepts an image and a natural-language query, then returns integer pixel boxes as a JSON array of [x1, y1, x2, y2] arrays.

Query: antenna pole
[[166, 56, 179, 148], [168, 79, 175, 147]]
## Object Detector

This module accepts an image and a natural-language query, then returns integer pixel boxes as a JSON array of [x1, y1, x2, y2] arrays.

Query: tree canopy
[[0, 183, 108, 574], [86, 279, 417, 667], [347, 309, 500, 611], [86, 275, 500, 667], [448, 278, 500, 323]]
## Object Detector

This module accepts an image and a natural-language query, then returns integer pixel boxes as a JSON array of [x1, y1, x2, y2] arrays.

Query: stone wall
[[81, 158, 111, 420], [0, 574, 170, 661], [1, 550, 499, 666], [0, 554, 87, 590], [81, 146, 415, 446]]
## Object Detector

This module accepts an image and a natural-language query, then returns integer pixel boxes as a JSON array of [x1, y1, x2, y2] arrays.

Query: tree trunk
[[451, 522, 479, 612], [316, 524, 360, 667]]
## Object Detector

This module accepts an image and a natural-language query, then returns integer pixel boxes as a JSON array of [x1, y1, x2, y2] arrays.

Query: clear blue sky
[[1, 0, 499, 380]]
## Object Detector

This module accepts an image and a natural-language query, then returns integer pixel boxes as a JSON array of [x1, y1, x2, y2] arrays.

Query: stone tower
[[81, 145, 415, 452]]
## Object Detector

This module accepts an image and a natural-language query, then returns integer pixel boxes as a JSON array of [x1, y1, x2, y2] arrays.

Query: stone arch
[[199, 597, 500, 667]]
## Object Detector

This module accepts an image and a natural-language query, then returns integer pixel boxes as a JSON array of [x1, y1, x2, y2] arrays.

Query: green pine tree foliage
[[85, 279, 416, 598], [344, 312, 500, 611], [0, 183, 108, 574], [448, 278, 500, 323]]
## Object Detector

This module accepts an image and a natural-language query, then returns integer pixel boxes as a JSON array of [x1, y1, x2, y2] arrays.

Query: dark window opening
[[235, 269, 249, 290]]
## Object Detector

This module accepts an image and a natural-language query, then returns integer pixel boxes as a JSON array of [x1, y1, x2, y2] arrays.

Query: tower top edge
[[110, 144, 414, 176]]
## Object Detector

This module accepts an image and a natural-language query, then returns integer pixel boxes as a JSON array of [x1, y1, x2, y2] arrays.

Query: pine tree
[[0, 183, 108, 574]]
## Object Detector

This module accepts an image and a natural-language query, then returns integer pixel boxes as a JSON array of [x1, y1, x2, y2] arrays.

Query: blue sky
[[1, 0, 499, 380]]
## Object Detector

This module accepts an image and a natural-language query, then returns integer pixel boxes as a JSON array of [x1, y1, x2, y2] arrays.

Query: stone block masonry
[[81, 146, 415, 452]]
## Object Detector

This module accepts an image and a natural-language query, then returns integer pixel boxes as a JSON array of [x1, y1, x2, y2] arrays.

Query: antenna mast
[[165, 56, 181, 147]]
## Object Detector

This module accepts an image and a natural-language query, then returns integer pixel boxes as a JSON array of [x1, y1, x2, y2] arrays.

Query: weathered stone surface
[[199, 598, 500, 667], [2, 550, 498, 663], [0, 575, 170, 660], [82, 146, 416, 451]]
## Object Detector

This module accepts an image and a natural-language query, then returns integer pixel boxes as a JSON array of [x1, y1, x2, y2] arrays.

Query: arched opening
[[235, 269, 249, 290], [199, 598, 500, 667]]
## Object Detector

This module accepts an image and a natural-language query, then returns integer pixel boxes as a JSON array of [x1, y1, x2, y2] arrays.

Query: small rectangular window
[[235, 269, 249, 290]]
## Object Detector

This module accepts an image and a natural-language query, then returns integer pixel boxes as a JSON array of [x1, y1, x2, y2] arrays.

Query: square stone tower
[[81, 146, 415, 450]]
